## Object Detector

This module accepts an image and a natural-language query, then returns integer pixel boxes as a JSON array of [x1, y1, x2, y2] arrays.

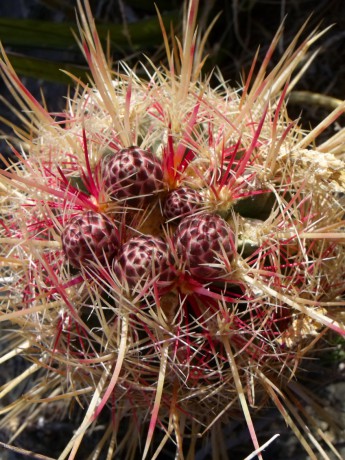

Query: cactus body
[[0, 2, 345, 460]]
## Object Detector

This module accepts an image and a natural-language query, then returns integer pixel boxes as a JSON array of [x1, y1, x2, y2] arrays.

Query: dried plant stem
[[289, 90, 344, 110]]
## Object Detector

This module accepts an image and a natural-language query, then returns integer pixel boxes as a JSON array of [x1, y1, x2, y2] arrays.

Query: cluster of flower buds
[[62, 146, 235, 296]]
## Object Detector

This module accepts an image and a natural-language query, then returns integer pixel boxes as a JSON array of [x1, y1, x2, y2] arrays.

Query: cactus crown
[[0, 1, 344, 459]]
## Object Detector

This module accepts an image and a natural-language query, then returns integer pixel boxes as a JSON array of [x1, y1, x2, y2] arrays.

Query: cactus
[[0, 1, 345, 459]]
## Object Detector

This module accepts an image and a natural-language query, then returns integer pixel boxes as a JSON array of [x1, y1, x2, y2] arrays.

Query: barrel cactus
[[0, 1, 344, 459]]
